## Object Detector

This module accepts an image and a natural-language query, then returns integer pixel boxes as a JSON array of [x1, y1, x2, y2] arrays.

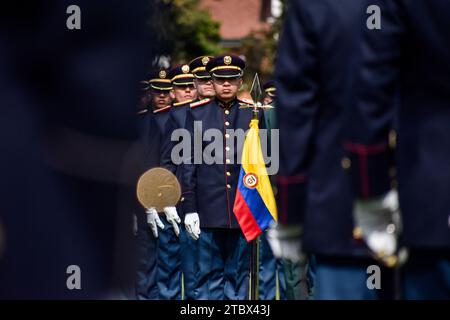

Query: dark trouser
[[305, 255, 317, 299], [282, 255, 316, 300], [180, 224, 199, 300], [314, 255, 395, 300], [196, 228, 250, 300], [402, 250, 450, 299], [258, 233, 286, 300], [135, 212, 159, 300], [157, 217, 182, 299], [283, 259, 302, 300]]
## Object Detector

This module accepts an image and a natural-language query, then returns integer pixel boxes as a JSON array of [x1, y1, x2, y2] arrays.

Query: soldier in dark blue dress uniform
[[167, 56, 217, 300], [182, 55, 262, 300], [190, 55, 216, 101], [158, 64, 198, 299], [135, 69, 172, 300]]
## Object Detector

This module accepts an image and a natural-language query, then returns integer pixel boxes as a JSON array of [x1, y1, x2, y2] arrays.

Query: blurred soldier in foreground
[[347, 0, 450, 299], [271, 0, 394, 299], [0, 0, 152, 298]]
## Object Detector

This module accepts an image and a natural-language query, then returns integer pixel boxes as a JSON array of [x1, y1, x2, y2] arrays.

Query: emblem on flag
[[243, 173, 258, 189]]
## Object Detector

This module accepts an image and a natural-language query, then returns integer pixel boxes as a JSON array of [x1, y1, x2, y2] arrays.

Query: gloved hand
[[146, 207, 164, 238], [163, 206, 181, 237], [353, 189, 403, 266], [266, 222, 304, 264], [184, 212, 201, 241]]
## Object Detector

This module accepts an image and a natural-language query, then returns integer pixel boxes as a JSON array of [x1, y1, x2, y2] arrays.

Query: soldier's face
[[171, 84, 197, 103], [194, 78, 215, 98], [139, 91, 152, 109], [151, 89, 172, 109], [212, 77, 242, 102]]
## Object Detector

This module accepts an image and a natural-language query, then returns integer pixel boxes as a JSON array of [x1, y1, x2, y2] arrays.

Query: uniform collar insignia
[[217, 97, 237, 109]]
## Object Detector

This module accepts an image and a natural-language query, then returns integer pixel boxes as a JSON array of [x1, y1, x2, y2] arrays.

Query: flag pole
[[250, 237, 258, 300], [250, 107, 260, 301], [241, 73, 267, 301]]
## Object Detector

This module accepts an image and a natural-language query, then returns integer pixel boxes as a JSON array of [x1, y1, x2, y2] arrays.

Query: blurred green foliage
[[240, 0, 288, 85], [147, 0, 288, 87], [147, 0, 221, 64]]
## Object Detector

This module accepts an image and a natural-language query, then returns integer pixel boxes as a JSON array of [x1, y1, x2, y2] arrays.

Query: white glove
[[163, 206, 181, 237], [266, 222, 304, 264], [184, 212, 201, 241], [354, 189, 402, 263], [146, 207, 164, 238]]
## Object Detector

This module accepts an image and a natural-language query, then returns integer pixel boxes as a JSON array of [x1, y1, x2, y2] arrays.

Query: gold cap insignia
[[159, 70, 166, 79], [224, 56, 232, 65], [181, 65, 190, 74], [202, 56, 210, 65]]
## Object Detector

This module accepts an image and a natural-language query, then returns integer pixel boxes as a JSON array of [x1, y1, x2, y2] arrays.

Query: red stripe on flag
[[234, 188, 262, 242]]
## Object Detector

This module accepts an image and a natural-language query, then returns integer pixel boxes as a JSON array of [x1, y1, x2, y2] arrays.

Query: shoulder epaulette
[[153, 105, 171, 114], [173, 99, 194, 107], [137, 108, 148, 115], [190, 98, 211, 109], [238, 98, 254, 105]]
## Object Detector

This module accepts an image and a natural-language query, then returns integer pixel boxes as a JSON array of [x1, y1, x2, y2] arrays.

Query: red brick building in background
[[200, 0, 282, 48]]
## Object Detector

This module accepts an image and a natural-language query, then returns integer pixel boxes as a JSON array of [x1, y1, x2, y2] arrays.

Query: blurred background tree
[[146, 0, 221, 66], [146, 0, 289, 91], [240, 0, 288, 86]]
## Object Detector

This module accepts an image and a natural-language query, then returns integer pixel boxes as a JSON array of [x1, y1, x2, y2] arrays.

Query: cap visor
[[211, 69, 242, 78], [194, 71, 212, 79]]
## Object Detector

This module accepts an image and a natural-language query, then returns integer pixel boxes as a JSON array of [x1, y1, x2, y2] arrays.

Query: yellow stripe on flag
[[241, 119, 278, 221]]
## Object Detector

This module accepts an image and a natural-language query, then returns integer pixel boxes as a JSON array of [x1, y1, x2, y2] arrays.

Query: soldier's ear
[[169, 90, 176, 100], [238, 78, 243, 88]]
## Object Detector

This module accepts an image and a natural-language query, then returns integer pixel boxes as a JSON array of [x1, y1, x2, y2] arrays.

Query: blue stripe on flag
[[237, 169, 275, 231]]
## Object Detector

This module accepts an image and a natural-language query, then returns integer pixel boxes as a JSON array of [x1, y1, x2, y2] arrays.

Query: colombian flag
[[233, 118, 278, 242]]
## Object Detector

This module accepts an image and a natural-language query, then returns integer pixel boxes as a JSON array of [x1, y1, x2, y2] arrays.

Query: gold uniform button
[[225, 146, 230, 152], [225, 121, 230, 126], [226, 172, 231, 176], [225, 133, 230, 139], [389, 129, 397, 148], [352, 227, 363, 240], [341, 157, 351, 170], [226, 184, 231, 189], [226, 159, 231, 164], [384, 255, 398, 268], [225, 110, 230, 115]]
